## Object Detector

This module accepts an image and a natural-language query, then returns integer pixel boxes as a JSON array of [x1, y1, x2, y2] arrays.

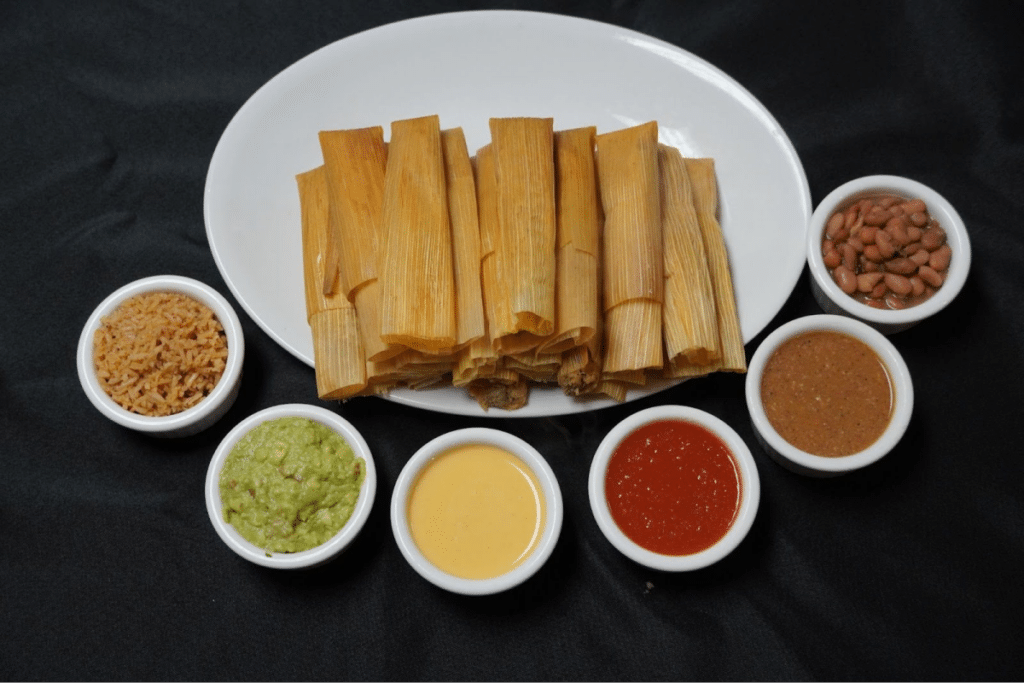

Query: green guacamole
[[219, 416, 365, 554]]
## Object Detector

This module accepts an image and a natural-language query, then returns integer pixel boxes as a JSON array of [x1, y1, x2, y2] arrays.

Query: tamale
[[488, 117, 557, 354], [538, 126, 601, 356], [441, 128, 486, 350], [472, 145, 504, 377], [379, 115, 457, 353], [658, 145, 720, 375], [309, 311, 366, 399], [595, 121, 664, 375], [684, 157, 746, 373], [296, 165, 366, 399], [554, 127, 600, 256], [317, 127, 386, 299], [318, 126, 399, 363]]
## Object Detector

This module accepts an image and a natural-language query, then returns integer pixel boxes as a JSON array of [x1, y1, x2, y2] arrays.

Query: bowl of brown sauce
[[807, 175, 970, 335], [745, 314, 913, 477]]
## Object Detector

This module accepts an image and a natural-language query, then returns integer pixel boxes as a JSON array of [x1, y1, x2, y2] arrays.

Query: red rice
[[93, 291, 229, 417]]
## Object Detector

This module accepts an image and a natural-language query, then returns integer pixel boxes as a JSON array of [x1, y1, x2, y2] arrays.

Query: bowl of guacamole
[[205, 404, 375, 569]]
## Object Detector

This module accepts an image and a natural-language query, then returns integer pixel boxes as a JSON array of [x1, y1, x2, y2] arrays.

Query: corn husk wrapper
[[504, 351, 560, 383], [379, 115, 457, 353], [684, 157, 746, 374], [442, 127, 486, 350], [296, 165, 367, 400], [538, 126, 601, 356], [453, 144, 502, 386], [318, 126, 399, 364], [488, 117, 557, 354], [595, 121, 663, 376], [659, 145, 721, 375], [317, 127, 385, 299]]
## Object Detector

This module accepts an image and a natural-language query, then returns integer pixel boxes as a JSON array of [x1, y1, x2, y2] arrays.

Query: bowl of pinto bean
[[807, 175, 971, 334]]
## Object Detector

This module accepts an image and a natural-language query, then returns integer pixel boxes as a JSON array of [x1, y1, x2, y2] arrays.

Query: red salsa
[[605, 419, 741, 556]]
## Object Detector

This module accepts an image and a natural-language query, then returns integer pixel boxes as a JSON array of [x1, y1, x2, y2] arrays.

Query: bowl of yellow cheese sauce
[[391, 428, 563, 595]]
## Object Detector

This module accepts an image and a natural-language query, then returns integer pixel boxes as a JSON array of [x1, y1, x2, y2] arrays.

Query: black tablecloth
[[4, 1, 1023, 680]]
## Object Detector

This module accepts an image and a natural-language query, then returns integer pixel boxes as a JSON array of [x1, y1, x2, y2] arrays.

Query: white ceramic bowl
[[77, 275, 245, 438], [807, 174, 971, 334], [390, 428, 563, 595], [745, 314, 914, 477], [205, 404, 376, 569], [588, 405, 760, 572]]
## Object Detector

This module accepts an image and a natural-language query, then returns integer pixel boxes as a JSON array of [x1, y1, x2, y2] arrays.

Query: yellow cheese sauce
[[407, 443, 546, 580]]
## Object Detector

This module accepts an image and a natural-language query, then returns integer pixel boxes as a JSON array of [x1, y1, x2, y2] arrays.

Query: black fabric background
[[3, 1, 1023, 680]]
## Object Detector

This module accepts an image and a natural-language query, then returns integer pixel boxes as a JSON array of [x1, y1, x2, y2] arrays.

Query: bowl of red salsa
[[588, 405, 760, 572]]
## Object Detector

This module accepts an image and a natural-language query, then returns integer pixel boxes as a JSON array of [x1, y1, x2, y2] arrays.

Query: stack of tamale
[[296, 116, 745, 411]]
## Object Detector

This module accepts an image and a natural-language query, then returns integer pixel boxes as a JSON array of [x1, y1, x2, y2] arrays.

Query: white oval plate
[[204, 10, 811, 417]]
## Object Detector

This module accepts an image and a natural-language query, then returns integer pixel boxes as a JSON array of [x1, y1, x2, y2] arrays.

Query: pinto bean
[[884, 273, 913, 296], [909, 211, 928, 227], [875, 231, 897, 259], [886, 257, 918, 276], [886, 219, 911, 246], [902, 198, 927, 214], [929, 244, 952, 271], [884, 292, 909, 310], [857, 272, 885, 292], [826, 212, 846, 239], [910, 248, 931, 266], [844, 204, 859, 230], [910, 275, 926, 297], [834, 265, 857, 294], [841, 243, 857, 270], [864, 207, 892, 226], [920, 226, 947, 250], [823, 249, 842, 269], [918, 265, 945, 287]]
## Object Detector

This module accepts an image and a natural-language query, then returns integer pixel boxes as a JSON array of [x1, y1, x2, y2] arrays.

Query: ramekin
[[205, 404, 376, 569], [77, 275, 244, 437], [745, 314, 914, 477], [390, 428, 563, 595], [588, 405, 760, 572], [807, 174, 970, 335]]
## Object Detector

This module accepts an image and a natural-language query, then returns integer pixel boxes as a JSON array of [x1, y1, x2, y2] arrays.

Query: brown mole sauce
[[760, 330, 894, 457]]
